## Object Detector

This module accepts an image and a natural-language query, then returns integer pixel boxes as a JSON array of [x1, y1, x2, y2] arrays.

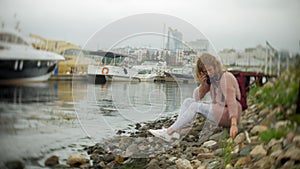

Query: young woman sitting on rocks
[[149, 53, 242, 142]]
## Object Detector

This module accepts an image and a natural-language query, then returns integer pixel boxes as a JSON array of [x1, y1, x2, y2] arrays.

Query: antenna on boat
[[13, 13, 21, 32]]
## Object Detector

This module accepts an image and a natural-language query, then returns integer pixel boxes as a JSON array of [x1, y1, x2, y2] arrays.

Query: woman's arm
[[198, 83, 210, 100], [193, 84, 210, 101], [230, 117, 238, 138], [194, 73, 210, 101], [220, 73, 239, 138]]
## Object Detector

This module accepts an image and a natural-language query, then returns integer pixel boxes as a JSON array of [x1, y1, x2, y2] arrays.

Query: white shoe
[[148, 127, 180, 142]]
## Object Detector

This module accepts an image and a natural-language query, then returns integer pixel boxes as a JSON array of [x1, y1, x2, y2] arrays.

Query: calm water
[[0, 80, 197, 167]]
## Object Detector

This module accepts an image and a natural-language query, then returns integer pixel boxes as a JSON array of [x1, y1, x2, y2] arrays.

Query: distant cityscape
[[29, 26, 299, 76]]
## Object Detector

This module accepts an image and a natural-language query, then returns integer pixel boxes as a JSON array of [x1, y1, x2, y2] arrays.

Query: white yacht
[[132, 61, 167, 82], [164, 65, 195, 83], [0, 29, 65, 83], [87, 51, 139, 84]]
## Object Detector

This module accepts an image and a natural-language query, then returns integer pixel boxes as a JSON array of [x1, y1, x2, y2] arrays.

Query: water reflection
[[0, 83, 57, 103], [0, 80, 198, 166], [72, 81, 197, 141]]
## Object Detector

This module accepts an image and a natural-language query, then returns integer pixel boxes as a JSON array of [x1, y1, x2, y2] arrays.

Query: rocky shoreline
[[5, 67, 300, 169], [69, 70, 300, 168], [39, 93, 299, 169], [81, 68, 300, 169], [83, 104, 300, 169]]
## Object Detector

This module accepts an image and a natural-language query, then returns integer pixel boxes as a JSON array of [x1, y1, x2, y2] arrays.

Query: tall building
[[166, 27, 183, 54], [187, 39, 209, 52]]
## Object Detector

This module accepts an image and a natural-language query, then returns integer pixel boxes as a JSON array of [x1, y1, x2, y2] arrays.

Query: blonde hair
[[194, 53, 223, 81]]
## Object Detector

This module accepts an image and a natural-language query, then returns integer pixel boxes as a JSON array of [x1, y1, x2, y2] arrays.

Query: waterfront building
[[166, 27, 183, 54], [30, 34, 96, 74]]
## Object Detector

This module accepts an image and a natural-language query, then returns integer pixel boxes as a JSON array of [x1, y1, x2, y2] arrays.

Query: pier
[[49, 74, 87, 81]]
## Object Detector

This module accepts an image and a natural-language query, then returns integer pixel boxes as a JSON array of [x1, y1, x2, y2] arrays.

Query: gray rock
[[250, 145, 267, 158], [207, 160, 220, 169], [190, 147, 209, 155], [275, 121, 290, 131], [250, 125, 268, 135], [271, 143, 282, 153], [293, 135, 300, 143], [79, 163, 91, 169], [190, 160, 201, 169], [125, 143, 139, 157], [202, 140, 217, 149], [103, 153, 115, 163], [282, 146, 300, 161], [225, 164, 234, 169], [209, 131, 224, 141], [270, 149, 283, 159], [175, 158, 193, 169], [213, 148, 223, 156], [67, 154, 87, 167], [267, 138, 283, 149], [254, 156, 274, 168], [234, 133, 245, 145], [234, 156, 251, 167], [5, 160, 25, 169], [166, 165, 177, 169], [282, 160, 295, 169], [146, 159, 161, 169], [259, 108, 270, 117], [45, 155, 59, 167], [197, 153, 215, 160], [239, 145, 252, 156]]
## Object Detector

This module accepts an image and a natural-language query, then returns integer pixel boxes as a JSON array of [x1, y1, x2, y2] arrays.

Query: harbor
[[1, 2, 300, 168]]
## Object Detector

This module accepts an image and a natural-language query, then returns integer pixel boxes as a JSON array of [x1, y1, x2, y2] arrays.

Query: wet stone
[[5, 160, 25, 169], [67, 154, 87, 167], [44, 155, 59, 167]]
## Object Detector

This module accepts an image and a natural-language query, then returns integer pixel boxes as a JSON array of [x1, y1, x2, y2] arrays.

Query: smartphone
[[206, 75, 211, 84]]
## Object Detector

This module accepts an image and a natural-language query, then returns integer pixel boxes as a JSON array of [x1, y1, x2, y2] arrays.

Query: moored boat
[[87, 51, 139, 84], [0, 29, 65, 83]]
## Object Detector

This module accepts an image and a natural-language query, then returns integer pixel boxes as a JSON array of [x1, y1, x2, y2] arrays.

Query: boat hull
[[87, 65, 139, 83], [0, 60, 57, 83], [88, 74, 107, 84], [164, 72, 195, 84]]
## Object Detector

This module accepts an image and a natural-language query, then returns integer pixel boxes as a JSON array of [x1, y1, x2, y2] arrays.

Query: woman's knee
[[182, 98, 195, 108]]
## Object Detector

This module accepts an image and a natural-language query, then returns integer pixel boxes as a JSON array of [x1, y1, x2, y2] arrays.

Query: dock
[[49, 74, 87, 81]]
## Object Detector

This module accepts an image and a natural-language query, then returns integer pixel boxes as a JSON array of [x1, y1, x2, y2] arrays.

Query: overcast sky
[[1, 0, 300, 53]]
